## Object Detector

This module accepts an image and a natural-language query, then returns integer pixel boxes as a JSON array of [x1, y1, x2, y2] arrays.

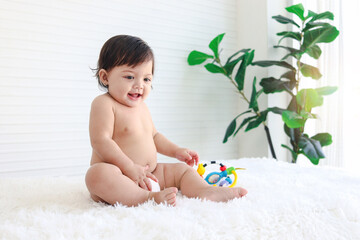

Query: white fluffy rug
[[1, 158, 359, 240]]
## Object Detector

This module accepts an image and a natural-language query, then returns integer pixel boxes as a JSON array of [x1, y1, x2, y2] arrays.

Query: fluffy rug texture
[[1, 158, 359, 240]]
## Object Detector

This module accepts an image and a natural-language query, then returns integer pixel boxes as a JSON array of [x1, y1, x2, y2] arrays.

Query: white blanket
[[1, 158, 359, 240]]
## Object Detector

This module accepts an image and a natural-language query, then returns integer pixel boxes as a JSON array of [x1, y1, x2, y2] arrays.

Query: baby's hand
[[175, 148, 199, 167], [124, 164, 158, 191]]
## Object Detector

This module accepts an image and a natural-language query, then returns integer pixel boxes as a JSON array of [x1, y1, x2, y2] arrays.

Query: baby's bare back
[[90, 95, 157, 171]]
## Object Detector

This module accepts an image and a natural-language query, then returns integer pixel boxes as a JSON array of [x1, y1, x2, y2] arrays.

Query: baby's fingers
[[144, 178, 152, 191], [188, 150, 199, 165], [186, 159, 195, 167], [138, 180, 149, 191], [146, 172, 158, 183], [193, 154, 199, 166]]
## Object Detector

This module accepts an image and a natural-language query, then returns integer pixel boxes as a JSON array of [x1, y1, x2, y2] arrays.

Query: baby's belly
[[115, 137, 158, 171]]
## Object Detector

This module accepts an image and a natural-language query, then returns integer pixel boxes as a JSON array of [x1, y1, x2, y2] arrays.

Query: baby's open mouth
[[128, 93, 142, 100]]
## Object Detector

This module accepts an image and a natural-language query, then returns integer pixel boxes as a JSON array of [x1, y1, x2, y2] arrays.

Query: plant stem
[[264, 125, 277, 160], [296, 60, 301, 93], [291, 19, 307, 163], [219, 60, 277, 160]]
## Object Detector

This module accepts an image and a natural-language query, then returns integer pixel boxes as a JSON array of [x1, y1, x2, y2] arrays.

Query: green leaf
[[282, 110, 305, 128], [204, 63, 226, 74], [267, 107, 286, 115], [284, 124, 301, 144], [310, 11, 334, 22], [274, 45, 301, 55], [286, 3, 305, 20], [302, 26, 339, 50], [232, 49, 255, 88], [296, 89, 323, 112], [300, 63, 322, 80], [299, 135, 325, 165], [280, 53, 300, 61], [247, 50, 255, 65], [277, 31, 302, 44], [223, 119, 236, 144], [249, 77, 259, 111], [245, 111, 268, 132], [303, 22, 331, 32], [245, 118, 263, 132], [300, 110, 318, 120], [315, 86, 338, 96], [272, 15, 300, 28], [234, 53, 249, 91], [223, 55, 244, 76], [187, 51, 213, 65], [225, 49, 251, 64], [305, 45, 322, 59], [311, 133, 333, 147], [234, 115, 258, 136], [252, 60, 296, 71], [281, 144, 298, 161], [281, 70, 296, 82], [223, 110, 252, 143], [256, 89, 264, 99], [209, 33, 225, 59], [260, 77, 294, 94], [306, 10, 317, 19]]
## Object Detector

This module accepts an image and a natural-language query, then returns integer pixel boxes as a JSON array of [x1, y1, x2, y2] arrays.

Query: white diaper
[[149, 178, 160, 192]]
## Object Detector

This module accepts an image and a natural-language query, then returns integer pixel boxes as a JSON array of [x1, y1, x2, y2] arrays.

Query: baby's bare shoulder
[[91, 94, 115, 109], [92, 93, 113, 104]]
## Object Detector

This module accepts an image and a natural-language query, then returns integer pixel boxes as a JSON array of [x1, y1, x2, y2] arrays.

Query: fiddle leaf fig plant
[[187, 3, 339, 165], [251, 3, 339, 164]]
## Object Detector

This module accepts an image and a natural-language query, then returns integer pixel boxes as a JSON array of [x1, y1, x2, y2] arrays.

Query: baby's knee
[[85, 163, 120, 189], [172, 163, 197, 178], [174, 162, 193, 172], [162, 163, 194, 188]]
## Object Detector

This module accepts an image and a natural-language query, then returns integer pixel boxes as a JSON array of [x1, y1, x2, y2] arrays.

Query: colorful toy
[[197, 161, 245, 188]]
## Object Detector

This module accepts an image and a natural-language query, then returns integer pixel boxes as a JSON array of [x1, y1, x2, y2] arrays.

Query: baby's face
[[103, 61, 153, 107]]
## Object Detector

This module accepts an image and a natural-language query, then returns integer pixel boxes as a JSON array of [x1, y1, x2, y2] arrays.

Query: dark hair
[[95, 35, 154, 89]]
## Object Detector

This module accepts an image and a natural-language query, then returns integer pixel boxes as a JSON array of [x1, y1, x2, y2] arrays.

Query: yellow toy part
[[197, 163, 206, 177], [228, 168, 245, 187]]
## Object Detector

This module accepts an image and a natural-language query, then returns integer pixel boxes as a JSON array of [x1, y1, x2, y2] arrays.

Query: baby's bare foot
[[199, 186, 247, 202], [149, 187, 178, 206]]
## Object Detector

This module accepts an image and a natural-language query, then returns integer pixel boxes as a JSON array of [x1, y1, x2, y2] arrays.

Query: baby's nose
[[133, 84, 143, 90], [133, 80, 143, 89]]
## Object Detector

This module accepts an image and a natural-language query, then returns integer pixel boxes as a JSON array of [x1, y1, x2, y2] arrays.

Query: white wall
[[236, 0, 290, 161], [266, 0, 292, 162], [236, 0, 269, 159], [0, 0, 242, 176]]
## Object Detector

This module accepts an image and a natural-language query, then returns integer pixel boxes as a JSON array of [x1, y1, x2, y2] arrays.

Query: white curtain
[[341, 0, 360, 173], [291, 0, 360, 173]]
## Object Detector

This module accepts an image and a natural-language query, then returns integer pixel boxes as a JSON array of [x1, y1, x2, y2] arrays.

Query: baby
[[85, 35, 247, 207]]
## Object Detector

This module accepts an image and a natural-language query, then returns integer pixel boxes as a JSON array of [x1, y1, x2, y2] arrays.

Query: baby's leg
[[85, 163, 177, 206], [160, 163, 247, 202]]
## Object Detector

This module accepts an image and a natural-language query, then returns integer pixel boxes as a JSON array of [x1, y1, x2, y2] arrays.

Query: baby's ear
[[99, 69, 108, 86]]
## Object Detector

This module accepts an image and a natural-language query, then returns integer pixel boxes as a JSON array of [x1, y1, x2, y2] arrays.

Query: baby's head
[[95, 35, 154, 90]]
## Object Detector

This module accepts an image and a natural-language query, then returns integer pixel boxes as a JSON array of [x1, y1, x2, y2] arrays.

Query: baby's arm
[[153, 131, 199, 166], [89, 95, 157, 190]]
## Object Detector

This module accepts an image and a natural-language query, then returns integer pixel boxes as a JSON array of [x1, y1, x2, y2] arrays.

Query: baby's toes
[[164, 187, 177, 206], [240, 187, 248, 197], [167, 195, 176, 206]]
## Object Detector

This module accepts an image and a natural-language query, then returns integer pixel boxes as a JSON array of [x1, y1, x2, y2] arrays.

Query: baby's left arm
[[153, 132, 199, 167]]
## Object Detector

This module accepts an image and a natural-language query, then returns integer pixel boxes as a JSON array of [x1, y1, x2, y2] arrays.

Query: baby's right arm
[[89, 95, 133, 170], [89, 95, 156, 190]]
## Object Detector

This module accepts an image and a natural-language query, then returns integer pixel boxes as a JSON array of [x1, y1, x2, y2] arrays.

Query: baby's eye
[[144, 78, 152, 82], [124, 76, 134, 80]]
